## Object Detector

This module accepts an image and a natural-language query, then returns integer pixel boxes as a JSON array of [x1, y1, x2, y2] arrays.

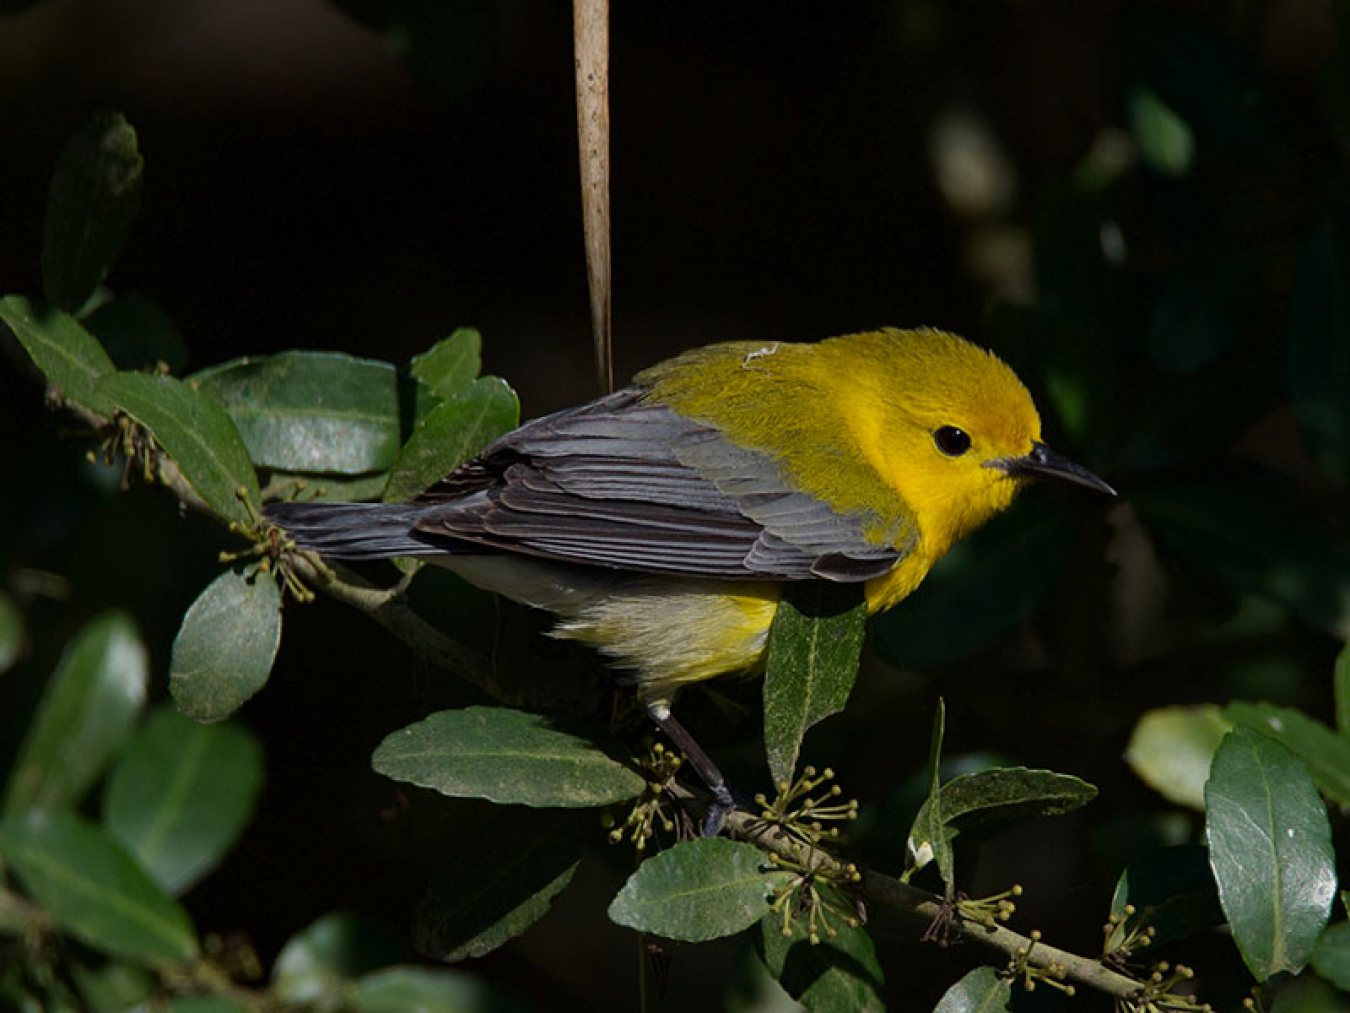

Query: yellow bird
[[266, 328, 1113, 825]]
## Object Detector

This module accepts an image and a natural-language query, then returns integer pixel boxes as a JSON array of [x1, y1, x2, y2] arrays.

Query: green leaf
[[409, 328, 482, 397], [872, 500, 1073, 669], [1288, 220, 1350, 486], [1125, 705, 1231, 810], [103, 707, 264, 894], [267, 471, 390, 503], [763, 583, 866, 785], [1312, 921, 1350, 988], [1120, 8, 1286, 172], [1205, 727, 1336, 980], [1226, 701, 1350, 806], [84, 295, 187, 374], [1108, 845, 1223, 950], [170, 568, 282, 722], [69, 959, 156, 1013], [3, 611, 146, 817], [1337, 643, 1350, 738], [191, 351, 402, 475], [97, 371, 260, 525], [0, 295, 115, 414], [1271, 977, 1348, 1013], [608, 838, 775, 942], [915, 767, 1097, 857], [272, 912, 404, 1006], [758, 908, 883, 1012], [0, 811, 197, 966], [0, 592, 23, 676], [1133, 474, 1350, 638], [905, 700, 950, 886], [1128, 88, 1194, 177], [352, 966, 527, 1013], [41, 111, 143, 312], [933, 966, 1012, 1013], [383, 376, 518, 502], [372, 707, 644, 807], [414, 808, 583, 962]]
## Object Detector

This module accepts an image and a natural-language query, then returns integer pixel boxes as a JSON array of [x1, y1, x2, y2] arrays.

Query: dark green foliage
[[6, 5, 1350, 1003]]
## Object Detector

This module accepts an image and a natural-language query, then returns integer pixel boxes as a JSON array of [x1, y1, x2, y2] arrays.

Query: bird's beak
[[991, 442, 1116, 496]]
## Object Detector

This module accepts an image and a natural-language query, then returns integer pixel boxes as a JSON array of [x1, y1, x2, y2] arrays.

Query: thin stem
[[573, 0, 613, 395], [726, 804, 1147, 1001]]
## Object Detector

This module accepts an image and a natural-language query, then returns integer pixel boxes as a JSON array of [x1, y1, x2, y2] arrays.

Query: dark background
[[2, 1, 1346, 1009]]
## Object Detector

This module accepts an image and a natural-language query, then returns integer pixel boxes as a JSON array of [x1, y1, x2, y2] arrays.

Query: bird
[[265, 328, 1114, 831]]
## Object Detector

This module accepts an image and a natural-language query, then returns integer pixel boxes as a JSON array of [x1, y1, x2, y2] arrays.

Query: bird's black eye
[[934, 426, 972, 457]]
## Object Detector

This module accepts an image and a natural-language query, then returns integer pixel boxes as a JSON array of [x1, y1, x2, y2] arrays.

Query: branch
[[725, 806, 1150, 1001], [65, 400, 508, 703]]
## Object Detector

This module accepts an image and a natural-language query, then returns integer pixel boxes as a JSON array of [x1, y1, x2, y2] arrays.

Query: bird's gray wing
[[410, 387, 910, 581]]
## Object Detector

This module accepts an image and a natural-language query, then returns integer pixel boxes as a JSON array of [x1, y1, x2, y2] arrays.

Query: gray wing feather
[[407, 387, 905, 582]]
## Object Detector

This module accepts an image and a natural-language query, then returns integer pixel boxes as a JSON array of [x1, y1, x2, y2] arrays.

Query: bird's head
[[839, 329, 1114, 554]]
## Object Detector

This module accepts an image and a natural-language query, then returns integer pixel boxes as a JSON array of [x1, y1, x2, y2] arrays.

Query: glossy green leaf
[[85, 295, 187, 374], [1226, 701, 1350, 806], [272, 912, 404, 1006], [97, 371, 260, 525], [905, 699, 950, 886], [0, 295, 115, 414], [352, 966, 527, 1013], [1311, 921, 1350, 988], [609, 838, 775, 942], [414, 808, 583, 962], [1108, 845, 1223, 950], [3, 611, 147, 817], [1205, 727, 1336, 980], [268, 471, 390, 503], [409, 328, 482, 397], [372, 707, 644, 807], [1134, 475, 1350, 638], [0, 811, 197, 966], [191, 351, 401, 475], [872, 500, 1073, 669], [1337, 643, 1350, 738], [169, 569, 282, 722], [103, 707, 264, 894], [933, 966, 1012, 1013], [1125, 705, 1231, 810], [763, 583, 867, 785], [0, 592, 22, 675], [382, 376, 519, 502], [1289, 220, 1350, 486], [41, 111, 143, 312], [758, 905, 883, 1012], [915, 767, 1097, 856]]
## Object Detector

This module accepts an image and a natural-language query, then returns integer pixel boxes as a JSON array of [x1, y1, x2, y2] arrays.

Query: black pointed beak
[[992, 442, 1117, 496]]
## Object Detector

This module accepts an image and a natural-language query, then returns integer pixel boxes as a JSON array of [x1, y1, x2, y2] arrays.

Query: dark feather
[[402, 388, 909, 582]]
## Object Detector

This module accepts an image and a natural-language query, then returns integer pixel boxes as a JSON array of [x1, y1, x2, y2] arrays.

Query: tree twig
[[726, 806, 1151, 1001]]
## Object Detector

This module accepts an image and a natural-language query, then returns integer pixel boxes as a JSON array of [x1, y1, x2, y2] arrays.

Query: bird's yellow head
[[820, 328, 1113, 556]]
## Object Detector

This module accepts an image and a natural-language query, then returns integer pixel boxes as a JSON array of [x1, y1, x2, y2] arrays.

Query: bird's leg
[[645, 700, 734, 837]]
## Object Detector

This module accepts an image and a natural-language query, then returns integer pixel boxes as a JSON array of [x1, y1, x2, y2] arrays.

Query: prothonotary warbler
[[266, 328, 1114, 830]]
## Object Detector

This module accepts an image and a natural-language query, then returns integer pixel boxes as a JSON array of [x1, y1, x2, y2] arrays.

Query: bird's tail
[[264, 501, 441, 560]]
